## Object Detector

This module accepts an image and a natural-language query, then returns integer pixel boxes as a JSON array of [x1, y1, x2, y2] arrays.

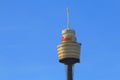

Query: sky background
[[0, 0, 120, 80]]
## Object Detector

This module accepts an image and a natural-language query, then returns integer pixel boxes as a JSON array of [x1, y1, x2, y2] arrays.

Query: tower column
[[66, 64, 73, 80]]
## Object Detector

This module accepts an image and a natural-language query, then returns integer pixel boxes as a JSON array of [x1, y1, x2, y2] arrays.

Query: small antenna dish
[[67, 8, 70, 29]]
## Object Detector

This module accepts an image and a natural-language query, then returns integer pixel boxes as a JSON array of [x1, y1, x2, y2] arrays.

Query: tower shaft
[[66, 64, 73, 80]]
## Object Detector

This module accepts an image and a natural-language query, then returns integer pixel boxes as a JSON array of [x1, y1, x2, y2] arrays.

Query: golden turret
[[57, 28, 81, 64]]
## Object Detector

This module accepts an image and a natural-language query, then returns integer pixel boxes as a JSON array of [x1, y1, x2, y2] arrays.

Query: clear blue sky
[[0, 0, 120, 80]]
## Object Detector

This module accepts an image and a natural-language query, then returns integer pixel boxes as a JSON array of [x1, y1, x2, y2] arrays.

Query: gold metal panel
[[57, 43, 80, 48]]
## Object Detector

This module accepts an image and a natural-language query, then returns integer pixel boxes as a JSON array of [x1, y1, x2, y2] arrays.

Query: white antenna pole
[[67, 8, 70, 29]]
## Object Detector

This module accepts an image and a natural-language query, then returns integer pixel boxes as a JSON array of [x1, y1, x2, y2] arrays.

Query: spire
[[67, 8, 70, 29]]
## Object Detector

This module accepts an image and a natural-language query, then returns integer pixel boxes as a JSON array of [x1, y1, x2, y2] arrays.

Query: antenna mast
[[67, 8, 70, 29]]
